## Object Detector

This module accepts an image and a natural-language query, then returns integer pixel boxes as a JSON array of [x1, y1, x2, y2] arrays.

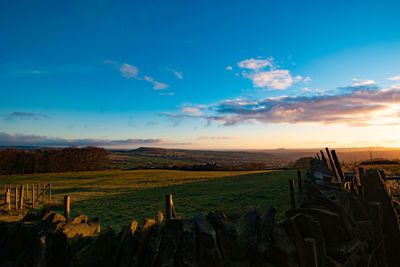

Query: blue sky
[[2, 0, 400, 149]]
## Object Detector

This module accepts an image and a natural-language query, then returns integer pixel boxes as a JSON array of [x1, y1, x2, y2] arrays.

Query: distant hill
[[128, 147, 286, 166]]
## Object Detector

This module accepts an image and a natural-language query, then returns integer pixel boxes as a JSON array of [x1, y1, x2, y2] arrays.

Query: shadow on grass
[[51, 170, 301, 232]]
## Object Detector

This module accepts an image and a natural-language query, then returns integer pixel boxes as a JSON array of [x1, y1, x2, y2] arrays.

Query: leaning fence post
[[64, 195, 70, 220], [19, 185, 24, 209], [320, 150, 328, 168], [297, 170, 303, 195], [5, 189, 10, 211], [15, 187, 18, 210], [325, 147, 336, 174], [331, 150, 344, 182], [289, 179, 296, 210]]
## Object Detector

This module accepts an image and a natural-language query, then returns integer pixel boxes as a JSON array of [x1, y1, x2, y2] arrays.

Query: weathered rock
[[326, 240, 363, 265], [70, 215, 88, 224], [130, 219, 156, 267], [299, 184, 354, 240], [325, 255, 344, 267], [233, 209, 260, 261], [361, 169, 400, 265], [61, 217, 100, 239], [281, 218, 308, 267], [207, 210, 237, 267], [175, 218, 197, 267], [351, 220, 374, 243], [154, 218, 183, 267], [194, 213, 223, 267], [141, 221, 163, 267], [156, 210, 164, 224], [267, 224, 298, 267], [287, 213, 326, 266], [257, 206, 275, 260], [115, 221, 138, 267], [286, 208, 348, 244], [69, 227, 116, 267], [41, 211, 66, 223]]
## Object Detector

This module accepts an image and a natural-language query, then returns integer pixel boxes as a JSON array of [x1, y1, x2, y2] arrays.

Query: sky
[[2, 0, 400, 149]]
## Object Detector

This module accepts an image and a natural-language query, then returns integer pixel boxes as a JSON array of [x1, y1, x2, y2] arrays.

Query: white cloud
[[105, 60, 169, 90], [244, 69, 295, 90], [159, 92, 174, 96], [237, 57, 302, 90], [301, 87, 312, 92], [304, 76, 312, 83], [182, 107, 202, 115], [144, 76, 154, 82], [238, 58, 272, 70], [225, 66, 233, 70], [169, 68, 183, 79], [294, 75, 302, 82], [351, 80, 376, 87], [388, 75, 400, 81], [144, 76, 168, 89], [119, 63, 139, 78], [154, 81, 169, 90]]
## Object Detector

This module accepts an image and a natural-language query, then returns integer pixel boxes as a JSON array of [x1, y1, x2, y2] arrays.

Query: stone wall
[[0, 165, 399, 267]]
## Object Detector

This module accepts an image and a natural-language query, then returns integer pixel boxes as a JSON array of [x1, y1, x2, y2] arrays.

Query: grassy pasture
[[0, 169, 302, 232]]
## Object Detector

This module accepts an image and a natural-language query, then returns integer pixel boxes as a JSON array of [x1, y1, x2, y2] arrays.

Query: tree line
[[0, 147, 110, 175]]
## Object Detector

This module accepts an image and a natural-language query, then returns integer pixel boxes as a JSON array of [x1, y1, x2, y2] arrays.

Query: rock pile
[[0, 164, 399, 266]]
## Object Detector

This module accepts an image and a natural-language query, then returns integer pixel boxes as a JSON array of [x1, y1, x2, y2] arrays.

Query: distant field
[[0, 169, 302, 232], [109, 152, 193, 169]]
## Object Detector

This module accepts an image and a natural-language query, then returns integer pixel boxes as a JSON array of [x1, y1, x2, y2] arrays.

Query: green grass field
[[0, 169, 302, 232]]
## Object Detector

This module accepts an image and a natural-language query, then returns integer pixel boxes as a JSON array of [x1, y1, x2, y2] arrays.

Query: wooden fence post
[[165, 194, 173, 220], [5, 189, 10, 211], [358, 167, 364, 180], [64, 196, 70, 220], [36, 184, 40, 203], [325, 147, 337, 176], [19, 185, 24, 209], [297, 170, 303, 195], [32, 185, 35, 208], [358, 167, 364, 198], [289, 179, 296, 210], [42, 184, 45, 203], [331, 150, 344, 182], [48, 184, 51, 204], [15, 187, 18, 210], [320, 150, 328, 168], [304, 238, 318, 267]]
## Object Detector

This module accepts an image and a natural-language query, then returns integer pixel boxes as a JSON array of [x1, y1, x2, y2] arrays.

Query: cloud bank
[[4, 112, 50, 122], [0, 132, 167, 147], [206, 86, 400, 126], [163, 85, 400, 127]]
